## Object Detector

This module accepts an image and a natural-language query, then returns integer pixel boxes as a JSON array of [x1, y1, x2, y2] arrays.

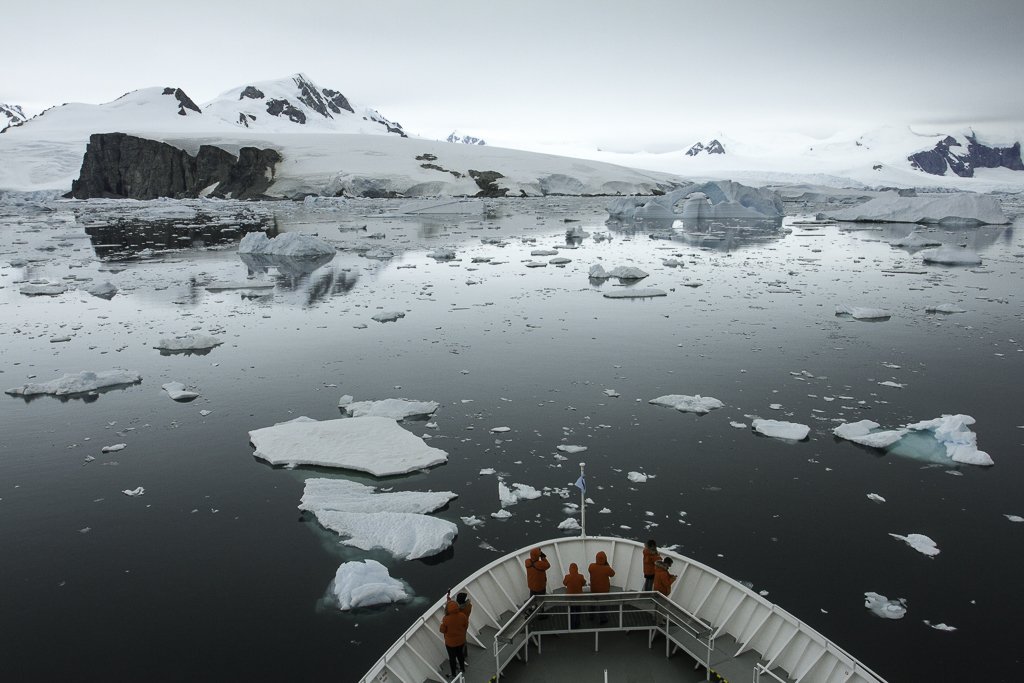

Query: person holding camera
[[525, 547, 550, 597]]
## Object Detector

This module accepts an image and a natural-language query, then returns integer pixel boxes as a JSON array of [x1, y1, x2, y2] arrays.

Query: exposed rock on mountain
[[909, 133, 1023, 177], [447, 132, 486, 145], [68, 132, 281, 200], [162, 87, 202, 115], [685, 139, 726, 156], [1, 103, 27, 132]]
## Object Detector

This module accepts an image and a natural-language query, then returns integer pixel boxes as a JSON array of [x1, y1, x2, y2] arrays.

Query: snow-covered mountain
[[447, 131, 486, 145], [1, 103, 27, 131]]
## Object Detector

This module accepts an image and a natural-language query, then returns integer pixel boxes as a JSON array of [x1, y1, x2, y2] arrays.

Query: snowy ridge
[[1, 103, 27, 131]]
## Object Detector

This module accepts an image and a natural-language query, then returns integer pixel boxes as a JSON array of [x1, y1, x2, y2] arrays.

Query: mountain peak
[[447, 131, 486, 145], [1, 103, 28, 132]]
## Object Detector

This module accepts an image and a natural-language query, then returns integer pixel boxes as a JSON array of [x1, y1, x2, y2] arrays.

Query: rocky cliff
[[908, 134, 1023, 177], [68, 133, 281, 200]]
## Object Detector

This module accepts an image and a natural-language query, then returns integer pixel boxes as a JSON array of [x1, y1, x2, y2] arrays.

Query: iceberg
[[556, 445, 587, 454], [154, 334, 223, 352], [752, 419, 810, 441], [864, 592, 907, 619], [498, 481, 542, 507], [20, 282, 68, 296], [315, 510, 457, 560], [608, 180, 785, 221], [86, 281, 118, 299], [889, 532, 940, 557], [920, 246, 982, 266], [339, 398, 439, 421], [248, 416, 448, 476], [825, 191, 1008, 226], [237, 231, 336, 256], [557, 518, 582, 531], [649, 394, 724, 414], [588, 264, 648, 280], [328, 559, 409, 611], [904, 414, 993, 466], [6, 369, 142, 397], [299, 478, 456, 515], [161, 381, 199, 402]]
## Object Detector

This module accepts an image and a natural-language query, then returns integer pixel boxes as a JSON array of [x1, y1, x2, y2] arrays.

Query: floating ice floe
[[20, 281, 68, 296], [603, 288, 667, 299], [864, 592, 907, 619], [154, 334, 223, 352], [328, 559, 409, 611], [101, 443, 126, 453], [825, 191, 1008, 226], [122, 487, 145, 496], [607, 181, 785, 221], [867, 493, 887, 503], [428, 247, 456, 260], [923, 620, 957, 632], [498, 481, 542, 507], [904, 415, 993, 466], [299, 478, 456, 515], [6, 369, 142, 397], [316, 510, 457, 560], [835, 305, 891, 320], [162, 381, 200, 402], [889, 532, 940, 557], [339, 397, 439, 421], [558, 518, 582, 531], [627, 471, 649, 483], [461, 516, 485, 527], [1005, 515, 1024, 523], [491, 509, 512, 520], [590, 264, 649, 280], [888, 232, 942, 248], [556, 445, 587, 454], [238, 231, 336, 257], [833, 421, 907, 448], [371, 311, 405, 323], [603, 389, 620, 398], [489, 427, 511, 433], [752, 419, 810, 441], [920, 246, 982, 266], [248, 416, 448, 476], [531, 249, 559, 256], [86, 281, 118, 299], [649, 394, 724, 414], [925, 304, 966, 314]]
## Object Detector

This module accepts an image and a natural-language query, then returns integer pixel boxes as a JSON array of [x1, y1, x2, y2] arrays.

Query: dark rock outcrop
[[240, 86, 265, 100], [686, 139, 726, 156], [468, 170, 508, 197], [322, 88, 355, 114], [447, 132, 486, 145], [68, 133, 281, 200], [909, 134, 1023, 177], [685, 142, 704, 156], [161, 87, 202, 116], [266, 98, 307, 124]]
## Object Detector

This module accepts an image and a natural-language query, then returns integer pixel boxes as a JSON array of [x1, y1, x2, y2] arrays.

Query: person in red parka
[[642, 539, 661, 592], [653, 557, 677, 596], [562, 562, 586, 628], [439, 599, 468, 679], [588, 551, 616, 624], [525, 547, 550, 596]]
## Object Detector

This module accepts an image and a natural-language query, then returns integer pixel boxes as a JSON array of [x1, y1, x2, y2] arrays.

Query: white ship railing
[[360, 536, 888, 683]]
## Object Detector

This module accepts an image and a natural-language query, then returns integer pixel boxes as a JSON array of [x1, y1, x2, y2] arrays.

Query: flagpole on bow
[[579, 462, 586, 538]]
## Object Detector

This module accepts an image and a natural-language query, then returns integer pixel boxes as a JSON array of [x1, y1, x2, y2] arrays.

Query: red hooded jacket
[[588, 551, 615, 593], [562, 563, 586, 594], [525, 547, 550, 593], [440, 600, 469, 647]]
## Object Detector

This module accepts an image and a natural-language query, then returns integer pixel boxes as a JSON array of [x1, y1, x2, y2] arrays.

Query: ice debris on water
[[833, 421, 906, 449], [864, 592, 907, 619], [122, 487, 145, 496], [649, 394, 724, 414], [925, 304, 966, 314], [627, 471, 649, 483], [20, 281, 69, 296], [923, 620, 957, 632], [556, 445, 587, 454], [835, 305, 891, 320], [603, 289, 667, 299], [238, 231, 336, 257], [904, 415, 993, 466], [101, 443, 126, 453], [86, 281, 118, 299], [328, 559, 409, 610], [752, 419, 810, 441], [558, 518, 582, 531], [6, 370, 142, 397], [1003, 515, 1023, 523], [316, 510, 457, 560], [889, 533, 940, 557], [498, 481, 542, 507], [153, 335, 223, 352], [299, 478, 456, 515], [162, 381, 200, 402], [867, 493, 887, 503], [371, 311, 405, 323]]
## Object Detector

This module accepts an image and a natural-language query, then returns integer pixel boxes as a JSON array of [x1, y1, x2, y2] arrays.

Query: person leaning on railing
[[653, 557, 677, 596]]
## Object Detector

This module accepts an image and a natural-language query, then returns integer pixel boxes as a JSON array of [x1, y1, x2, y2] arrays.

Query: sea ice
[[603, 289, 667, 299], [925, 304, 966, 314], [371, 311, 405, 323], [867, 493, 887, 503], [556, 445, 587, 454], [20, 282, 68, 296], [833, 421, 907, 448], [238, 231, 336, 257], [299, 478, 456, 515], [835, 305, 891, 320], [752, 419, 810, 441], [316, 510, 457, 560], [825, 191, 1008, 226], [1005, 515, 1024, 523], [86, 281, 118, 299], [339, 398, 439, 421], [101, 443, 127, 453], [6, 370, 142, 397], [627, 472, 648, 483], [248, 416, 448, 476], [889, 533, 940, 557], [328, 559, 409, 610], [923, 620, 957, 632], [154, 334, 223, 352], [920, 246, 982, 266], [122, 487, 145, 496], [864, 592, 907, 619], [904, 415, 993, 466], [558, 518, 582, 531], [162, 381, 200, 402], [498, 481, 542, 507], [649, 394, 724, 414]]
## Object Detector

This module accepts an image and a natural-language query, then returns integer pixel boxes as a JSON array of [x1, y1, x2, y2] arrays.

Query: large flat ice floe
[[834, 414, 993, 466], [920, 246, 983, 266], [889, 532, 940, 557], [328, 559, 409, 610], [649, 394, 724, 414], [6, 370, 142, 397], [752, 419, 810, 441], [603, 288, 667, 299], [161, 381, 200, 402], [237, 231, 336, 256], [299, 478, 456, 515], [826, 191, 1008, 225], [864, 592, 907, 619], [315, 510, 457, 560], [248, 416, 448, 476], [338, 397, 439, 420]]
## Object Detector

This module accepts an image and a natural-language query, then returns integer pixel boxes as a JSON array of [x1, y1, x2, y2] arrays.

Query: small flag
[[574, 475, 586, 493]]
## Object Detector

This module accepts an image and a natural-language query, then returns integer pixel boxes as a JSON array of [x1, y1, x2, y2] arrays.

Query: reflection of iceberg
[[608, 180, 785, 221], [240, 252, 334, 278]]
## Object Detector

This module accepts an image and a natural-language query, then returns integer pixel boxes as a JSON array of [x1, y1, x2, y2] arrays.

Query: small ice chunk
[[154, 335, 223, 352], [6, 370, 142, 397], [835, 305, 891, 320], [238, 231, 336, 257], [86, 281, 118, 299], [491, 509, 512, 520], [864, 592, 907, 619], [603, 389, 620, 398], [589, 264, 610, 278], [1003, 514, 1023, 523], [649, 394, 724, 414], [557, 517, 582, 531], [299, 478, 456, 515], [122, 487, 145, 496], [531, 249, 559, 256], [479, 468, 496, 475], [921, 246, 982, 266], [867, 493, 887, 503], [461, 516, 485, 527], [729, 421, 747, 429], [878, 381, 905, 388], [889, 533, 940, 557], [371, 311, 405, 323], [162, 381, 200, 402], [328, 559, 409, 611], [608, 266, 649, 280], [101, 443, 127, 453], [490, 426, 511, 433], [340, 398, 439, 421], [20, 282, 68, 296], [627, 471, 648, 483], [925, 304, 966, 314], [428, 247, 457, 260], [923, 620, 957, 632], [603, 289, 667, 299], [752, 419, 810, 441], [498, 481, 542, 507], [556, 445, 587, 454]]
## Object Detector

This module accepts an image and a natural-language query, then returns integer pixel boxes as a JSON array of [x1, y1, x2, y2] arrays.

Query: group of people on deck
[[439, 539, 677, 679]]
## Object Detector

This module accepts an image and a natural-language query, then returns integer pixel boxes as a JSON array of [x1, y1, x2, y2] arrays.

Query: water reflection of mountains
[[83, 218, 271, 259], [606, 216, 786, 252], [240, 253, 358, 305]]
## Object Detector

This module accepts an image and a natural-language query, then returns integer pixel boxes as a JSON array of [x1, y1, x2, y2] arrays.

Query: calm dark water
[[1, 196, 1022, 682]]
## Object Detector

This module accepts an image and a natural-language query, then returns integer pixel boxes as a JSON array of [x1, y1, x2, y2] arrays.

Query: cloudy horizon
[[4, 0, 1022, 151]]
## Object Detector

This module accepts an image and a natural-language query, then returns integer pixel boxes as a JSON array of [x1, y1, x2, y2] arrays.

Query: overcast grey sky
[[3, 0, 1022, 150]]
